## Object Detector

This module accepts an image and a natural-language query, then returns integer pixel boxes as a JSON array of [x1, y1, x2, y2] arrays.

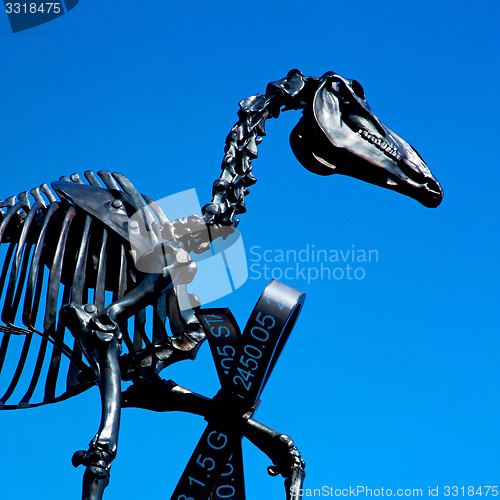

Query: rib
[[0, 330, 12, 382], [0, 245, 16, 380], [43, 206, 76, 334], [65, 215, 93, 391], [70, 216, 92, 305], [152, 293, 168, 344], [112, 172, 158, 234], [134, 306, 154, 352], [0, 332, 33, 405], [0, 244, 16, 310], [23, 203, 59, 328], [94, 227, 108, 312], [10, 237, 35, 325], [116, 243, 134, 354], [0, 201, 26, 243], [19, 335, 48, 406], [44, 285, 71, 402], [2, 201, 43, 325]]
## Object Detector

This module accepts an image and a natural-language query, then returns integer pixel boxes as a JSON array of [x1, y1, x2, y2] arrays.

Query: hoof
[[269, 434, 305, 478]]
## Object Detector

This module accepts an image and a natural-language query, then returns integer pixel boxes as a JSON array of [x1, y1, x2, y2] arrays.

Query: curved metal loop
[[172, 280, 305, 499]]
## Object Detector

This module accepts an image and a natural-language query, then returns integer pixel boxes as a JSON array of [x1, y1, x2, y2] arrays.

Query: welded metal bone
[[0, 70, 443, 500], [61, 303, 122, 500]]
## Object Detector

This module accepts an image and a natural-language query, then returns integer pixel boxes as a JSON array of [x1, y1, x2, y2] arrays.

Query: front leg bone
[[60, 303, 123, 500]]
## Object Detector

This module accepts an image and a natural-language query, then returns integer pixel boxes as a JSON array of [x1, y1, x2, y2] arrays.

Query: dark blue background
[[1, 1, 499, 499]]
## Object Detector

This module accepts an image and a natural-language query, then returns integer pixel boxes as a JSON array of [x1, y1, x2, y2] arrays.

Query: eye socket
[[351, 80, 365, 100], [329, 76, 342, 89]]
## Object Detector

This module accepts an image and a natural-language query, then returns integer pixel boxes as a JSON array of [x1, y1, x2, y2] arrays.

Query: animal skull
[[290, 72, 443, 207]]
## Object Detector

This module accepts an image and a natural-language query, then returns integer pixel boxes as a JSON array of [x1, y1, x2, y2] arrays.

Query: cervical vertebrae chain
[[170, 70, 318, 254], [203, 70, 319, 226], [205, 71, 318, 223]]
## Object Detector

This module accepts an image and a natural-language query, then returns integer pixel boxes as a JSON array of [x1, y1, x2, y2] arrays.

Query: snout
[[384, 172, 444, 208], [420, 177, 444, 208]]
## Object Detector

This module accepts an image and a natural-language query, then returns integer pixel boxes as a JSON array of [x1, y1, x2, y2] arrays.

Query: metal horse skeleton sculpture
[[0, 70, 442, 500]]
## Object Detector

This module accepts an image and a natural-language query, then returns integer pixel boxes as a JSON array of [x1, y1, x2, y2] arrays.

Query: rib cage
[[0, 171, 172, 409]]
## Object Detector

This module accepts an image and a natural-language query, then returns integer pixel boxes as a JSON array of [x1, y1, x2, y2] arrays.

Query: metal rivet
[[84, 304, 96, 313], [111, 199, 123, 209], [128, 220, 139, 229]]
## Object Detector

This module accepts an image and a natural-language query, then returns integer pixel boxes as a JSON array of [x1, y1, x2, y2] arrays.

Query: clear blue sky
[[1, 1, 499, 499]]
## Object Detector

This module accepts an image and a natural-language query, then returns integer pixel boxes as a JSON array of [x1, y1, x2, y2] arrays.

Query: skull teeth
[[357, 130, 402, 161]]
